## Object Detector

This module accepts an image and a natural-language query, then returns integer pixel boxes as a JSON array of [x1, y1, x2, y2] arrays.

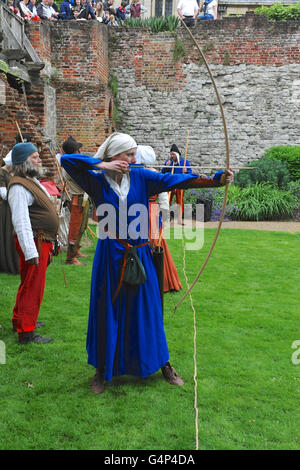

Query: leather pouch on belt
[[122, 247, 147, 286]]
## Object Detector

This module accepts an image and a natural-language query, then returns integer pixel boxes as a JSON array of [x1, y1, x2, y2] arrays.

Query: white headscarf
[[94, 132, 137, 161], [135, 145, 156, 165], [3, 151, 12, 166]]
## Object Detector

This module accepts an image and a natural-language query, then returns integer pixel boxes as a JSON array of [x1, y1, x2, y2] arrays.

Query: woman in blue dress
[[61, 133, 233, 394]]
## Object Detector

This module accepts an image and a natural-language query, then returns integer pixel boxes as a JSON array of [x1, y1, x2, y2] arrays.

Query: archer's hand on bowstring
[[96, 160, 129, 173]]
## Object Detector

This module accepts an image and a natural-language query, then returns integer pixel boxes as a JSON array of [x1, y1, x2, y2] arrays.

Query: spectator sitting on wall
[[107, 13, 118, 25], [48, 0, 59, 14], [18, 0, 40, 20], [36, 0, 58, 20], [9, 0, 23, 19], [103, 9, 110, 23], [198, 0, 218, 20], [60, 0, 72, 19], [95, 1, 105, 21], [18, 0, 33, 20], [30, 0, 38, 15], [103, 0, 116, 15], [177, 0, 199, 27], [71, 0, 83, 16], [125, 0, 146, 18], [115, 0, 126, 22], [77, 0, 96, 19]]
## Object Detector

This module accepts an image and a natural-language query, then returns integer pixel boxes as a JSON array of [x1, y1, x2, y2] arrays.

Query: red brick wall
[[2, 14, 299, 170], [0, 77, 56, 175], [109, 13, 300, 92], [26, 21, 112, 154]]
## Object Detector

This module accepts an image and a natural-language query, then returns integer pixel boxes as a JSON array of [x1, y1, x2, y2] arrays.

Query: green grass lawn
[[0, 228, 299, 450]]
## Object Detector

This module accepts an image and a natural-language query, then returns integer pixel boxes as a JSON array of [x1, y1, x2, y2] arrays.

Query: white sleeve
[[177, 0, 183, 10], [0, 187, 7, 200], [158, 191, 170, 211], [8, 185, 39, 261]]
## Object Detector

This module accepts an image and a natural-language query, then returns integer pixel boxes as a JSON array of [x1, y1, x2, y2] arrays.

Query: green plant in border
[[234, 156, 291, 190], [255, 2, 300, 21], [122, 15, 179, 33], [227, 183, 298, 221], [263, 146, 300, 181]]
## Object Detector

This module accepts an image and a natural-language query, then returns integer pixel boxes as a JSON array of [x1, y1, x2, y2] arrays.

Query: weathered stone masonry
[[108, 13, 300, 166], [1, 13, 299, 174]]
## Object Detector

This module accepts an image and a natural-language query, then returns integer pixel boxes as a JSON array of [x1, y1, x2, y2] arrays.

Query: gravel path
[[204, 221, 300, 233]]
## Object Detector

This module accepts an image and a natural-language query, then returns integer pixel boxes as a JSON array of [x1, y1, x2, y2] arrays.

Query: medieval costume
[[61, 133, 229, 392], [0, 154, 19, 274], [136, 146, 182, 293], [59, 137, 90, 265], [8, 143, 59, 344], [162, 144, 192, 225]]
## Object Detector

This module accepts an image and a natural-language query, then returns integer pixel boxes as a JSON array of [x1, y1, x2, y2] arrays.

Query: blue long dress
[[61, 154, 198, 381]]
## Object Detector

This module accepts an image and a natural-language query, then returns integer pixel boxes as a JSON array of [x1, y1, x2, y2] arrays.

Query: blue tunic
[[61, 154, 197, 381], [163, 157, 192, 175]]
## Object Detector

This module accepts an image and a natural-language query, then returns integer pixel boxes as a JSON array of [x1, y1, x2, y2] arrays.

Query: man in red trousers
[[8, 142, 59, 344]]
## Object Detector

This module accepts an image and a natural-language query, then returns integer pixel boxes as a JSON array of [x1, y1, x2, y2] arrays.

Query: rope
[[181, 233, 199, 451]]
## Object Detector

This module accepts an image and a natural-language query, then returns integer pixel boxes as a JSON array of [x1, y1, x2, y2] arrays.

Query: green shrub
[[262, 146, 300, 181], [234, 156, 291, 189], [255, 2, 300, 21], [122, 16, 180, 33], [287, 180, 300, 203], [227, 183, 298, 221]]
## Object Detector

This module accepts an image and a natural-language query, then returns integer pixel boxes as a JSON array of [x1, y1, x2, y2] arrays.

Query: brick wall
[[0, 76, 56, 175], [2, 14, 300, 173], [109, 13, 300, 94], [26, 20, 113, 155]]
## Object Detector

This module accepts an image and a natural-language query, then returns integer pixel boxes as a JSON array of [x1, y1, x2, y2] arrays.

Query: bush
[[262, 146, 300, 181], [287, 180, 300, 203], [227, 183, 299, 221], [234, 156, 291, 189], [123, 16, 179, 33], [255, 3, 300, 21]]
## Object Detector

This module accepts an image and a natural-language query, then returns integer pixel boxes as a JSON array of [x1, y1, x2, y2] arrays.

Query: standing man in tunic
[[60, 137, 90, 265], [8, 143, 59, 344], [162, 144, 192, 225]]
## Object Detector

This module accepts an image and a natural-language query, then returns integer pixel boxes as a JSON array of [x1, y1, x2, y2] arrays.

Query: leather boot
[[18, 331, 53, 344], [90, 369, 105, 394], [161, 362, 184, 386]]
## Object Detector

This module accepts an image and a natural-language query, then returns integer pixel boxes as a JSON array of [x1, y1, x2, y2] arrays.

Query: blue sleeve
[[60, 153, 104, 200], [142, 169, 197, 197]]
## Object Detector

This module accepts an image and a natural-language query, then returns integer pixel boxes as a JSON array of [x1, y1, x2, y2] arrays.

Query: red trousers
[[12, 237, 53, 333], [169, 189, 184, 211], [68, 196, 84, 244]]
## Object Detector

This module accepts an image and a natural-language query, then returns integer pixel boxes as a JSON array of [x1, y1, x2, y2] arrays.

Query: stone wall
[[1, 14, 300, 173], [108, 13, 300, 166]]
